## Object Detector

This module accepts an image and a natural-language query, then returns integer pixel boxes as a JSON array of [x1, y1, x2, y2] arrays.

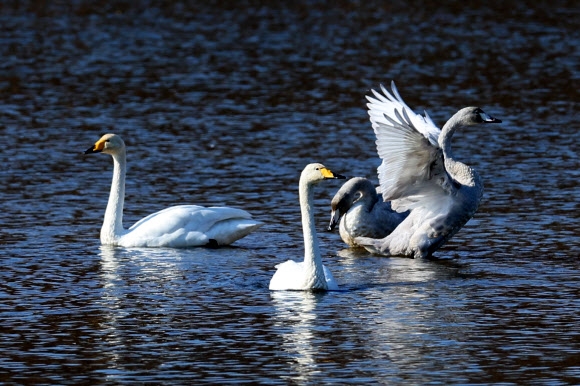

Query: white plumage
[[269, 163, 345, 291], [84, 133, 262, 248]]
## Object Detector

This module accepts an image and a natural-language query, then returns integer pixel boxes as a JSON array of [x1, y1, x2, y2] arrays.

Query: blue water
[[1, 1, 579, 384]]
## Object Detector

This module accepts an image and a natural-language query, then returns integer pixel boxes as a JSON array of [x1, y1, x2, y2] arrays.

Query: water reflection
[[336, 247, 463, 287], [97, 246, 193, 380], [98, 245, 187, 309], [269, 255, 475, 383], [271, 291, 320, 383], [1, 0, 579, 384]]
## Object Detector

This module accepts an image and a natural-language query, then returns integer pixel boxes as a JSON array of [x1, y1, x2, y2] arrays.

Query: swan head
[[328, 177, 376, 231], [84, 133, 126, 155], [439, 107, 501, 150], [454, 107, 502, 126], [300, 163, 346, 187]]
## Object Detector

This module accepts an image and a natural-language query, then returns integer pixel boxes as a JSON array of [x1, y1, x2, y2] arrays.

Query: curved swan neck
[[439, 114, 478, 187], [299, 179, 325, 281], [439, 114, 462, 161], [101, 150, 127, 243]]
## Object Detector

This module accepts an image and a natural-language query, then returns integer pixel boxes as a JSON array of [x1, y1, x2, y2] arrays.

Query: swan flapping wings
[[367, 82, 457, 213]]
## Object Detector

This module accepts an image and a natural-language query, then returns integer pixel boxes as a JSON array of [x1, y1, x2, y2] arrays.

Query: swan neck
[[439, 116, 460, 161], [440, 115, 478, 186], [299, 180, 325, 279], [102, 151, 127, 243]]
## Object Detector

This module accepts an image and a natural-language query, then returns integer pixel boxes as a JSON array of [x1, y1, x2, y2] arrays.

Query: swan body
[[328, 177, 408, 247], [269, 163, 345, 291], [84, 133, 262, 248], [355, 82, 501, 258]]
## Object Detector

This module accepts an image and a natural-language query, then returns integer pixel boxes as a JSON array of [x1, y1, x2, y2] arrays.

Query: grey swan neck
[[439, 115, 479, 188]]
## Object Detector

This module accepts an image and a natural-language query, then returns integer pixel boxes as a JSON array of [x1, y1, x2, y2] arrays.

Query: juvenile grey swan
[[84, 133, 262, 248], [355, 82, 501, 258], [328, 177, 408, 247], [269, 163, 345, 291]]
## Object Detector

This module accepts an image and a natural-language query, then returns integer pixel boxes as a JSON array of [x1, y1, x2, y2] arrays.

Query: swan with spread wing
[[355, 82, 501, 258]]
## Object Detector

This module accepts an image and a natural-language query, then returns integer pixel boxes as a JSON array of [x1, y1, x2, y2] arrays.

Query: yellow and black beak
[[84, 138, 106, 154], [84, 145, 100, 154], [320, 167, 346, 180]]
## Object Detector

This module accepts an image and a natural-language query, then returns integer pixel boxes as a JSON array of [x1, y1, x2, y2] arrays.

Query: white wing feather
[[367, 82, 456, 213], [121, 205, 260, 247]]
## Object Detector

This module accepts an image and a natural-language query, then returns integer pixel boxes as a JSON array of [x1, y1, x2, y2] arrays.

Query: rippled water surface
[[1, 1, 579, 384]]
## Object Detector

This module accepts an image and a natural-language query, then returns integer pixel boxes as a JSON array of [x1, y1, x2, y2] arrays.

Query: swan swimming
[[84, 133, 262, 248], [269, 163, 345, 291], [328, 177, 408, 247], [355, 82, 501, 258]]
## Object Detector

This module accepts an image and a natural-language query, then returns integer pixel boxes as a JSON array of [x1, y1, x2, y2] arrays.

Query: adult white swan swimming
[[355, 82, 501, 258], [84, 133, 262, 248], [328, 177, 408, 247], [269, 163, 345, 291]]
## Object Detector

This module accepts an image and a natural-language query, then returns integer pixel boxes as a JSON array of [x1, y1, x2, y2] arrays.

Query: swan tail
[[355, 236, 388, 255], [322, 265, 339, 291], [206, 219, 263, 246]]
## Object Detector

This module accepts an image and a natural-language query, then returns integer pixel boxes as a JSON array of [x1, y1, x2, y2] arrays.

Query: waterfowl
[[269, 163, 345, 291], [355, 82, 501, 258], [328, 177, 407, 247], [84, 133, 262, 248]]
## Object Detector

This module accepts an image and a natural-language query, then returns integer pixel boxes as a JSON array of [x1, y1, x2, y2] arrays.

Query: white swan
[[84, 133, 262, 248], [269, 163, 345, 291], [328, 177, 408, 247], [355, 82, 501, 258]]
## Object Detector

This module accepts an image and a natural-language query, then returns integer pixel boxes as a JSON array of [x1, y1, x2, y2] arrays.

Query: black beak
[[486, 116, 502, 124], [84, 146, 100, 154], [328, 209, 341, 231]]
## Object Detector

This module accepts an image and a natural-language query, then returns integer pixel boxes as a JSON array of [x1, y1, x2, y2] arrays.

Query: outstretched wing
[[367, 81, 440, 147], [367, 82, 456, 212]]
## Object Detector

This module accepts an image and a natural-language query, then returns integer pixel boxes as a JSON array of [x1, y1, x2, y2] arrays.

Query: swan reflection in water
[[337, 248, 473, 370], [270, 291, 321, 382], [97, 246, 188, 377], [336, 247, 448, 284], [270, 250, 472, 378], [99, 245, 186, 295]]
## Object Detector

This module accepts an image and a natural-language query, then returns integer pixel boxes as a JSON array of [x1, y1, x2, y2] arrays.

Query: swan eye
[[473, 109, 484, 122]]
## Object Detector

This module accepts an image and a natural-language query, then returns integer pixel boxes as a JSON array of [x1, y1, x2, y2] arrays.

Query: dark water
[[1, 1, 579, 384]]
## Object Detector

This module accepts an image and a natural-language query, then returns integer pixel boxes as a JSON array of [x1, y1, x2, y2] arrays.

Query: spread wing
[[367, 82, 457, 213]]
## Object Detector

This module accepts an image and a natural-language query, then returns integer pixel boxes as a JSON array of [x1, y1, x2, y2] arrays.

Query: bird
[[269, 163, 346, 291], [84, 133, 262, 248], [328, 177, 408, 247], [355, 82, 501, 258]]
